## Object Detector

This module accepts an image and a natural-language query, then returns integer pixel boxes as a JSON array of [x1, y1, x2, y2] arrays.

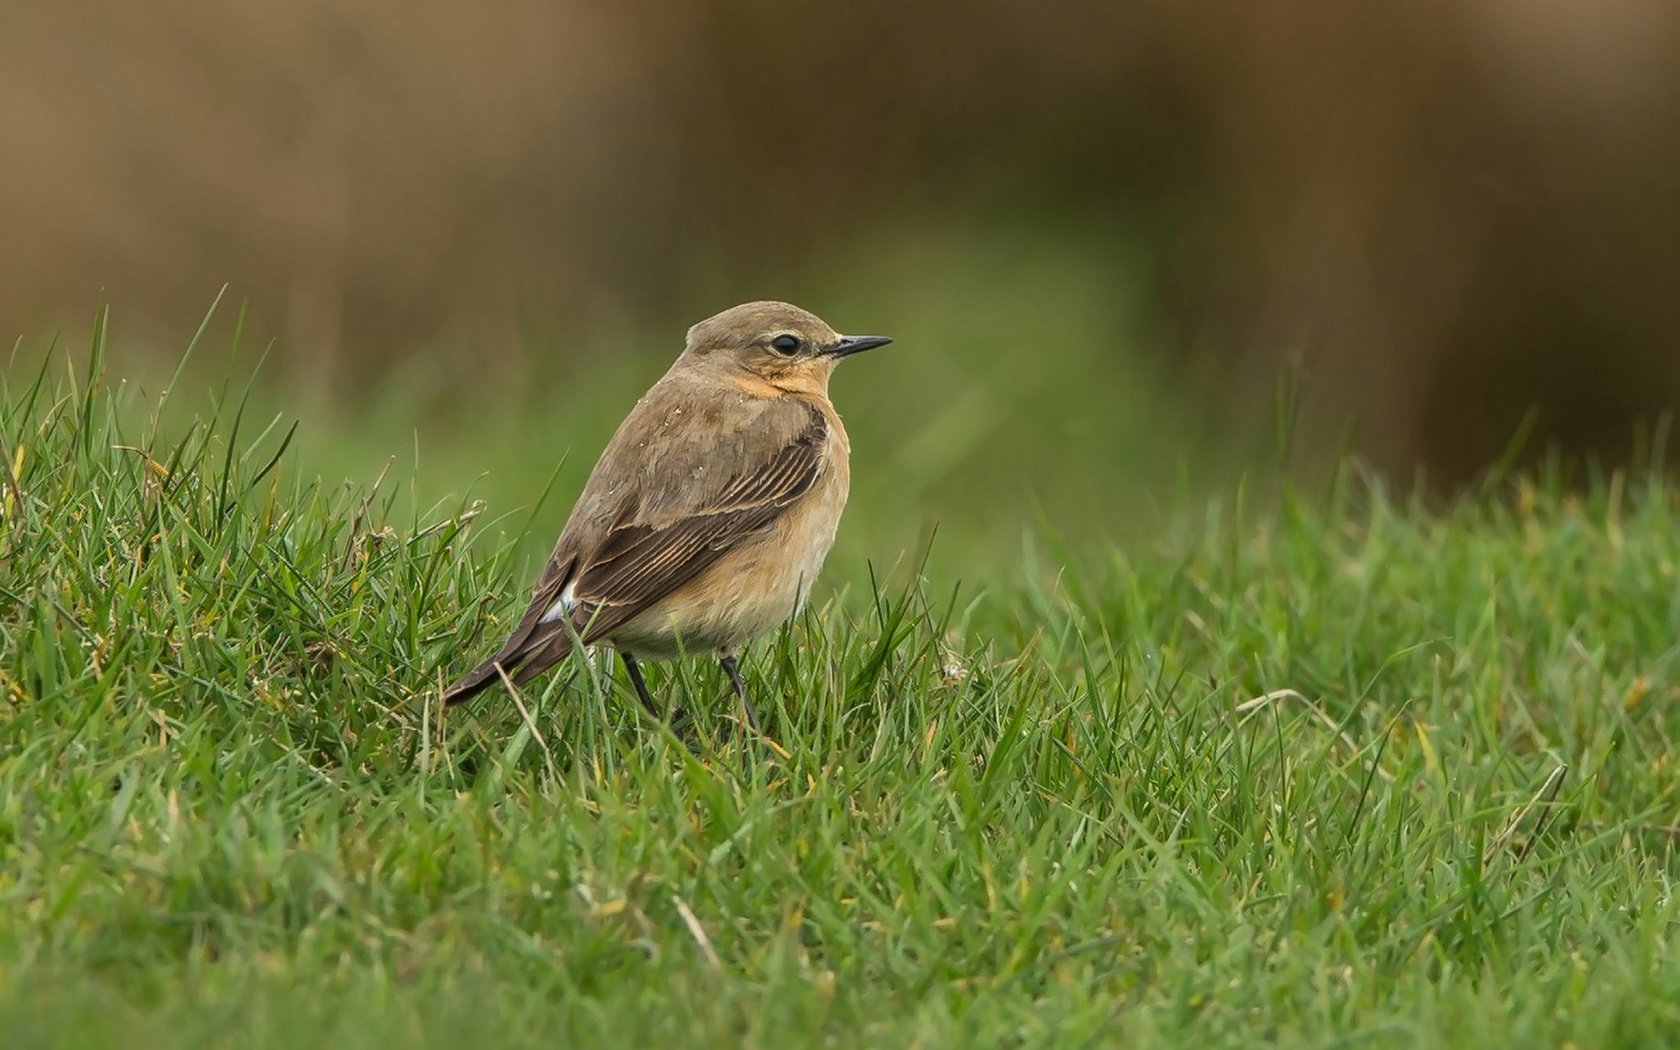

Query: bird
[[440, 300, 893, 733]]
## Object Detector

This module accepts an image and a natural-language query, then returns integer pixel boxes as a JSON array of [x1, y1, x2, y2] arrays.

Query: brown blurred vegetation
[[3, 0, 1678, 483]]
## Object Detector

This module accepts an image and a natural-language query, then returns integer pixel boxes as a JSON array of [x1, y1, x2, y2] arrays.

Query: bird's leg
[[619, 651, 696, 751], [620, 651, 663, 720], [717, 648, 762, 734]]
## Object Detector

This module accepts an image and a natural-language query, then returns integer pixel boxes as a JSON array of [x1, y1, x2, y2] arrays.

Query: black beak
[[827, 334, 893, 359]]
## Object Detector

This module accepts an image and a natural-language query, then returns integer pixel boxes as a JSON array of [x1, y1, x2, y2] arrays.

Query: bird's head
[[679, 300, 892, 397]]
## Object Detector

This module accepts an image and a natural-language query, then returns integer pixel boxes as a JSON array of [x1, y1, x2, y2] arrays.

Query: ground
[[4, 330, 1680, 1048]]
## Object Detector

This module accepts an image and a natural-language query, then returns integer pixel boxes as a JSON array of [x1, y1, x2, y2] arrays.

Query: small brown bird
[[441, 300, 892, 731]]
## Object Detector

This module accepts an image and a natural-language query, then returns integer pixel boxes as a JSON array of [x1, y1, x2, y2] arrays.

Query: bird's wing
[[442, 400, 827, 704], [566, 406, 828, 642]]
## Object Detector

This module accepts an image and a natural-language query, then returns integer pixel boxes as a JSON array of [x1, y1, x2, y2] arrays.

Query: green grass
[[5, 320, 1680, 1049]]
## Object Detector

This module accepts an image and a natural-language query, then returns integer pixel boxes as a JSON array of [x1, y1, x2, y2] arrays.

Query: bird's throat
[[728, 374, 830, 400]]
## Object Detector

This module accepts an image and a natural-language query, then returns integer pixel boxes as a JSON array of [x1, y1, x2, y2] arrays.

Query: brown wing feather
[[442, 405, 826, 705], [565, 411, 827, 643]]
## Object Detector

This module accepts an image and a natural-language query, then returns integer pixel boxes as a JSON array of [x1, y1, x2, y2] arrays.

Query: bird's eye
[[769, 334, 801, 356]]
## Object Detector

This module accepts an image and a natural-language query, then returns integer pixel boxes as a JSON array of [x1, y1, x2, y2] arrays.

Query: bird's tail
[[441, 624, 576, 706]]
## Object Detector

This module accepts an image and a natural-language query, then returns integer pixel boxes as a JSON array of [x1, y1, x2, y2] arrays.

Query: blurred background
[[5, 0, 1679, 566]]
